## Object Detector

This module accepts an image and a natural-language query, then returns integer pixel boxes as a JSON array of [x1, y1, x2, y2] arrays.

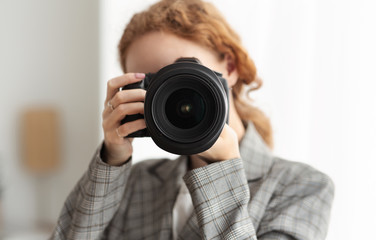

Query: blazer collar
[[151, 155, 188, 183], [152, 122, 274, 182], [239, 122, 274, 181]]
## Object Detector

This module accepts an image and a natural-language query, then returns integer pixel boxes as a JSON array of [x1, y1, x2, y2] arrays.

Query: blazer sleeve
[[50, 143, 133, 240], [183, 158, 258, 240], [183, 158, 334, 240]]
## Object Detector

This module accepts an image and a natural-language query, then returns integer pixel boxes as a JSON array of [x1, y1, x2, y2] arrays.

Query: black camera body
[[121, 58, 229, 155]]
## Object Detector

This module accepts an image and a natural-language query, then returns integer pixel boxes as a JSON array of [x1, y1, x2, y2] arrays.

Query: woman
[[51, 0, 334, 239]]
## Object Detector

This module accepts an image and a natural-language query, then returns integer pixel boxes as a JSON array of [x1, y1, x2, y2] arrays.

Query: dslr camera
[[121, 58, 229, 155]]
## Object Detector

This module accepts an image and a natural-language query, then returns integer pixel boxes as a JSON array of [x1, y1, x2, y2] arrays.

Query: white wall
[[0, 0, 100, 234], [100, 0, 376, 239]]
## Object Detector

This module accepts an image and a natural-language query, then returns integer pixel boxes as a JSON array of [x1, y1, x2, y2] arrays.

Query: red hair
[[118, 0, 273, 148]]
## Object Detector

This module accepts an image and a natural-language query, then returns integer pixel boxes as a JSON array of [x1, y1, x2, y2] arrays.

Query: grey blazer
[[51, 123, 334, 240]]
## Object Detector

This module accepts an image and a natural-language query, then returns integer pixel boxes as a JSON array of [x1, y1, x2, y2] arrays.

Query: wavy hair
[[118, 0, 273, 148]]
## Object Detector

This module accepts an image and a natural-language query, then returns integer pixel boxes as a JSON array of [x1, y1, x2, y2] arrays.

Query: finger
[[102, 86, 145, 120], [105, 73, 145, 105], [110, 89, 146, 109], [113, 102, 144, 122], [102, 103, 113, 120], [102, 99, 119, 119], [103, 102, 145, 129], [116, 119, 146, 137]]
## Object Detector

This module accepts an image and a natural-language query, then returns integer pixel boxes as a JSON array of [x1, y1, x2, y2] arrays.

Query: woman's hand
[[102, 73, 146, 166], [192, 124, 241, 167]]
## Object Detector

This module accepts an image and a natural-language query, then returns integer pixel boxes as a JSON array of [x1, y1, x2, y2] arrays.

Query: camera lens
[[143, 60, 228, 155], [165, 88, 205, 129]]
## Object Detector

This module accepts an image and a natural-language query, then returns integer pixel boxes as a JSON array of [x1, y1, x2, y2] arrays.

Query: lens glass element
[[165, 88, 205, 129]]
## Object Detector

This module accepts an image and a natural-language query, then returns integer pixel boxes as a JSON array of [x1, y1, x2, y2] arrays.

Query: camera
[[121, 58, 229, 155]]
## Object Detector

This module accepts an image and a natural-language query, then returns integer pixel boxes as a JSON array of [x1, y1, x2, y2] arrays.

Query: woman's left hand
[[196, 124, 241, 163]]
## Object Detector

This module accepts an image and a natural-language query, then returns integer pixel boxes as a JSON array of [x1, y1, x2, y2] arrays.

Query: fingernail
[[135, 73, 145, 79]]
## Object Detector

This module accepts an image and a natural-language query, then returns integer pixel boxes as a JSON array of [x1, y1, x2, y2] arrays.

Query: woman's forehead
[[125, 31, 220, 73]]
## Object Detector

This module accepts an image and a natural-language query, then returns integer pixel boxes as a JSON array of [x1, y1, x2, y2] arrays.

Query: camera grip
[[120, 114, 149, 138]]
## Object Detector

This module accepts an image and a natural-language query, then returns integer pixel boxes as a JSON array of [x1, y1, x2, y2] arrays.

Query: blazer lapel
[[177, 211, 201, 240], [239, 122, 274, 182], [156, 177, 179, 239], [148, 156, 189, 239]]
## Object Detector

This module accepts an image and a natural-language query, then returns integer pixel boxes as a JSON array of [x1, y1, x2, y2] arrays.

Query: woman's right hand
[[102, 73, 146, 166]]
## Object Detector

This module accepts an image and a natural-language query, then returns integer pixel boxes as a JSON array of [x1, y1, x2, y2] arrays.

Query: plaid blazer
[[51, 123, 334, 240]]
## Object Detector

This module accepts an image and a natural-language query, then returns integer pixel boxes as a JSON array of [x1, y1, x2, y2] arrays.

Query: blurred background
[[0, 0, 375, 239]]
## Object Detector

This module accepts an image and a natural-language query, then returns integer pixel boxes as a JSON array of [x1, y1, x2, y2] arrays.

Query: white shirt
[[172, 181, 194, 240]]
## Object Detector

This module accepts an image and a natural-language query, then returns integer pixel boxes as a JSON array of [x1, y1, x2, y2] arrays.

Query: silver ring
[[116, 128, 122, 138], [107, 101, 114, 111]]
